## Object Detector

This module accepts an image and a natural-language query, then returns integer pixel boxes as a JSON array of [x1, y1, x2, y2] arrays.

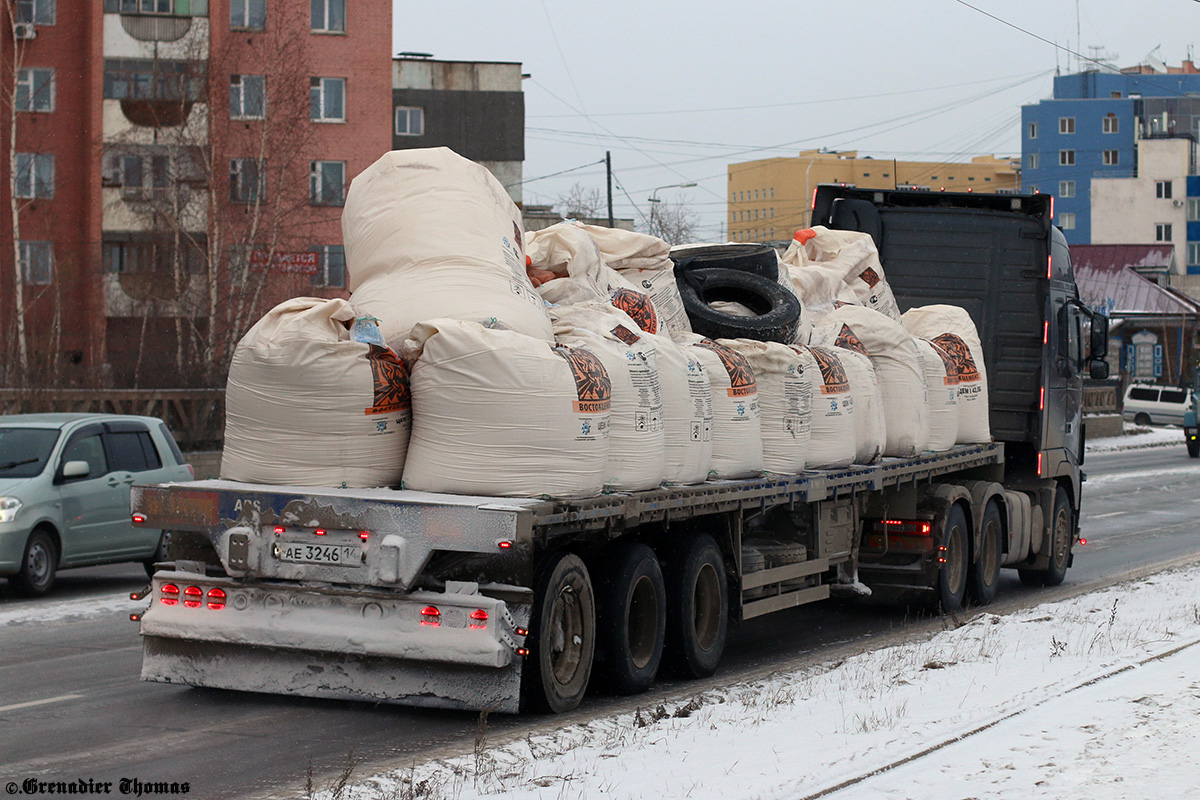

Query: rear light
[[874, 520, 932, 535], [469, 609, 488, 629], [206, 588, 227, 610], [1079, 537, 1088, 546], [359, 531, 370, 540], [515, 627, 529, 637], [131, 513, 146, 525], [160, 583, 179, 606], [516, 647, 530, 657], [1043, 321, 1049, 345], [183, 585, 203, 608], [1037, 451, 1044, 477], [274, 526, 286, 535], [420, 606, 440, 627], [937, 544, 948, 564], [314, 529, 327, 536], [498, 540, 513, 550], [1047, 255, 1053, 279], [1039, 386, 1045, 411]]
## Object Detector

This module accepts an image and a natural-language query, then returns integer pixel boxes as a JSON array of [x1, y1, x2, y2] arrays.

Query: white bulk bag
[[801, 345, 857, 468], [655, 338, 713, 485], [901, 305, 991, 444], [675, 334, 762, 479], [782, 226, 901, 324], [551, 303, 666, 492], [221, 298, 411, 488], [401, 319, 610, 498], [913, 337, 960, 452], [581, 224, 693, 335], [833, 348, 887, 465], [724, 340, 811, 475], [810, 305, 928, 458], [343, 148, 553, 347]]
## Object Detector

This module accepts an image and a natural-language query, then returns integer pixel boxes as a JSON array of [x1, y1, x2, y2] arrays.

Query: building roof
[[1071, 244, 1200, 316]]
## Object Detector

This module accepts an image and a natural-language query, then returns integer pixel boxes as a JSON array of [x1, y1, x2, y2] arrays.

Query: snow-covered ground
[[1085, 420, 1183, 452]]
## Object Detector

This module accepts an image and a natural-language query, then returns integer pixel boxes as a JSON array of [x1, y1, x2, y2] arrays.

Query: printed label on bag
[[695, 339, 757, 398], [364, 345, 411, 415], [931, 333, 981, 383], [555, 345, 613, 413]]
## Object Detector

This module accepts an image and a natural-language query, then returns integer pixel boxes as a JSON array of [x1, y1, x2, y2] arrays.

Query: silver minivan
[[0, 414, 193, 596], [1121, 384, 1195, 426]]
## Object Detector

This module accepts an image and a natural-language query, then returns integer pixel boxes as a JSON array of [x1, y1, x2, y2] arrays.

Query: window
[[1028, 122, 1038, 139], [62, 432, 106, 479], [1188, 242, 1200, 267], [229, 158, 265, 203], [1103, 150, 1119, 165], [1027, 153, 1039, 170], [309, 77, 344, 121], [16, 0, 55, 24], [1188, 198, 1200, 221], [107, 430, 161, 472], [1103, 115, 1119, 134], [15, 153, 54, 199], [103, 59, 204, 102], [394, 106, 423, 136], [311, 0, 344, 31], [230, 0, 265, 29], [19, 241, 53, 285], [1059, 180, 1075, 198], [310, 245, 345, 287], [1156, 223, 1173, 242], [1059, 212, 1076, 230], [118, 155, 168, 198], [769, 188, 774, 198], [1027, 185, 1039, 194], [1156, 181, 1173, 199], [1059, 117, 1075, 134], [16, 68, 54, 112], [229, 74, 265, 119], [309, 160, 345, 205], [1059, 150, 1075, 166]]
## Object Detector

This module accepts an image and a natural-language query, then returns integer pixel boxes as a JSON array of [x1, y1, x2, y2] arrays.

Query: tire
[[521, 552, 596, 713], [967, 501, 1003, 607], [144, 531, 171, 578], [592, 542, 666, 695], [661, 534, 728, 679], [1187, 438, 1199, 458], [1019, 487, 1073, 588], [12, 528, 58, 597], [1134, 413, 1151, 426], [670, 243, 780, 282], [676, 267, 802, 343], [935, 504, 969, 613]]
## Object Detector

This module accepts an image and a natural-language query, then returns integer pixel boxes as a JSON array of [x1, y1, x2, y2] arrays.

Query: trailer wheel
[[593, 542, 666, 695], [522, 552, 596, 713], [1019, 487, 1073, 588], [12, 528, 58, 597], [967, 501, 1003, 606], [661, 534, 728, 679], [935, 504, 969, 613]]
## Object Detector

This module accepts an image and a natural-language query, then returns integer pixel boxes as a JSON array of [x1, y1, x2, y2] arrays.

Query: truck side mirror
[[1089, 313, 1109, 360], [1089, 359, 1110, 380]]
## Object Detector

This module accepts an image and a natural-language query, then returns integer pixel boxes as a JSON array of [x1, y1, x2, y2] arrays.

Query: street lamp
[[648, 182, 697, 236]]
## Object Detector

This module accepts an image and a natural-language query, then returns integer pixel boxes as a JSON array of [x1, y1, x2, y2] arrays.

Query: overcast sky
[[391, 1, 1197, 239]]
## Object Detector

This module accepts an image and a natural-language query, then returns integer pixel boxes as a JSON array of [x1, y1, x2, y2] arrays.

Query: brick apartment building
[[1, 0, 392, 387]]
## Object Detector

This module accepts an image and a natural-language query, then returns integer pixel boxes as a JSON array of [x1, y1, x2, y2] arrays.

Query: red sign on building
[[249, 250, 319, 274]]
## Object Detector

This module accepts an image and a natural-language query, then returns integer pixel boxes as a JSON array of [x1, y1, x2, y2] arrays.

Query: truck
[[128, 187, 1110, 714]]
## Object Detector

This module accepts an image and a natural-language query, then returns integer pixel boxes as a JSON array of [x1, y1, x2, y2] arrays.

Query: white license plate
[[276, 542, 361, 566]]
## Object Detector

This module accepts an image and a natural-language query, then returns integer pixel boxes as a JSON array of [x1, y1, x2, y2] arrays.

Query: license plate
[[276, 541, 361, 566]]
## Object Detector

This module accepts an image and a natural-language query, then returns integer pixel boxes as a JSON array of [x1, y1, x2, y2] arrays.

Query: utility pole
[[606, 151, 614, 228]]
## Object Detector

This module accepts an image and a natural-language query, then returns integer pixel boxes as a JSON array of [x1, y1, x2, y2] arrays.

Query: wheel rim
[[27, 539, 51, 586], [692, 562, 721, 652], [627, 575, 659, 670], [548, 583, 585, 686], [945, 524, 966, 594], [1051, 505, 1070, 571]]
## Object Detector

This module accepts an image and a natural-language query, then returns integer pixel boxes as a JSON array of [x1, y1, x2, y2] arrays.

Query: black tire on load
[[1019, 486, 1073, 588], [967, 501, 1003, 607], [521, 552, 596, 713], [12, 528, 58, 597], [660, 534, 728, 679], [676, 267, 802, 343], [935, 504, 970, 613], [592, 542, 666, 695], [670, 243, 780, 282]]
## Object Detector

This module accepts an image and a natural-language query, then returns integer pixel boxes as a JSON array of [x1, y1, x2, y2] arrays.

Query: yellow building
[[727, 150, 1020, 243]]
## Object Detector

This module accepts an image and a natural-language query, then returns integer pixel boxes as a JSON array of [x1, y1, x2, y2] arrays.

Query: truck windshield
[[0, 428, 61, 478]]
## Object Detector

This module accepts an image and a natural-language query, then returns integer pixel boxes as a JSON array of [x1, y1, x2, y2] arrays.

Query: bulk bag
[[724, 340, 811, 475], [401, 319, 610, 498], [675, 334, 762, 479], [551, 303, 666, 492], [656, 337, 714, 486], [782, 226, 901, 324], [901, 304, 991, 444], [833, 348, 886, 465], [913, 337, 960, 452], [221, 298, 411, 488], [343, 148, 553, 347], [801, 345, 857, 468], [582, 224, 693, 335]]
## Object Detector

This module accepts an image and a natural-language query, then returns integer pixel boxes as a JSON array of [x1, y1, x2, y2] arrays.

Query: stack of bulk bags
[[221, 298, 411, 488], [724, 340, 811, 475], [550, 303, 666, 492], [912, 337, 960, 452], [801, 345, 857, 468], [401, 319, 610, 498], [675, 334, 762, 479], [657, 341, 714, 486], [902, 305, 991, 444], [834, 349, 887, 464], [810, 305, 928, 458], [343, 148, 553, 349], [781, 226, 901, 325], [581, 224, 693, 336]]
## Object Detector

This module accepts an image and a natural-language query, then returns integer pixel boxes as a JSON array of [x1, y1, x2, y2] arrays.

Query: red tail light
[[875, 520, 933, 535], [160, 583, 179, 606], [469, 609, 488, 629], [183, 585, 203, 608], [274, 526, 286, 535], [420, 606, 440, 627], [131, 513, 146, 525], [359, 531, 370, 540], [498, 540, 513, 550], [314, 529, 327, 536], [206, 588, 227, 610]]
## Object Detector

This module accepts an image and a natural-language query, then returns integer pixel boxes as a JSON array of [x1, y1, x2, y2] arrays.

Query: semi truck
[[129, 187, 1109, 714]]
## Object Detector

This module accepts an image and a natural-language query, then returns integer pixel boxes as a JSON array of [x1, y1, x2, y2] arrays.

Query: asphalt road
[[2, 443, 1199, 800]]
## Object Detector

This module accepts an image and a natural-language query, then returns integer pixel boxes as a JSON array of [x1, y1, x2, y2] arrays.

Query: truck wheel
[[1019, 487, 1073, 588], [967, 501, 1003, 606], [12, 528, 58, 597], [522, 552, 596, 713], [661, 534, 728, 679], [593, 542, 666, 695], [1187, 438, 1199, 458], [935, 505, 969, 613]]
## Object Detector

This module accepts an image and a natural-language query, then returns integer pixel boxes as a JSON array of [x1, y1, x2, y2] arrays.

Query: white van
[[1121, 384, 1195, 426]]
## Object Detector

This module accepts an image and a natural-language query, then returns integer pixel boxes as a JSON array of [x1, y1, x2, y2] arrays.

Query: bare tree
[[554, 182, 606, 220], [644, 197, 699, 245], [2, 0, 30, 376]]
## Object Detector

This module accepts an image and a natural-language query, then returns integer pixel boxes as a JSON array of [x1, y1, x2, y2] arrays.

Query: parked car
[[0, 414, 194, 596], [1121, 384, 1195, 426]]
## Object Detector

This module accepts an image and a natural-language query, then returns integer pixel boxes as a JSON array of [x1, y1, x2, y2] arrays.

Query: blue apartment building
[[1022, 65, 1200, 247]]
